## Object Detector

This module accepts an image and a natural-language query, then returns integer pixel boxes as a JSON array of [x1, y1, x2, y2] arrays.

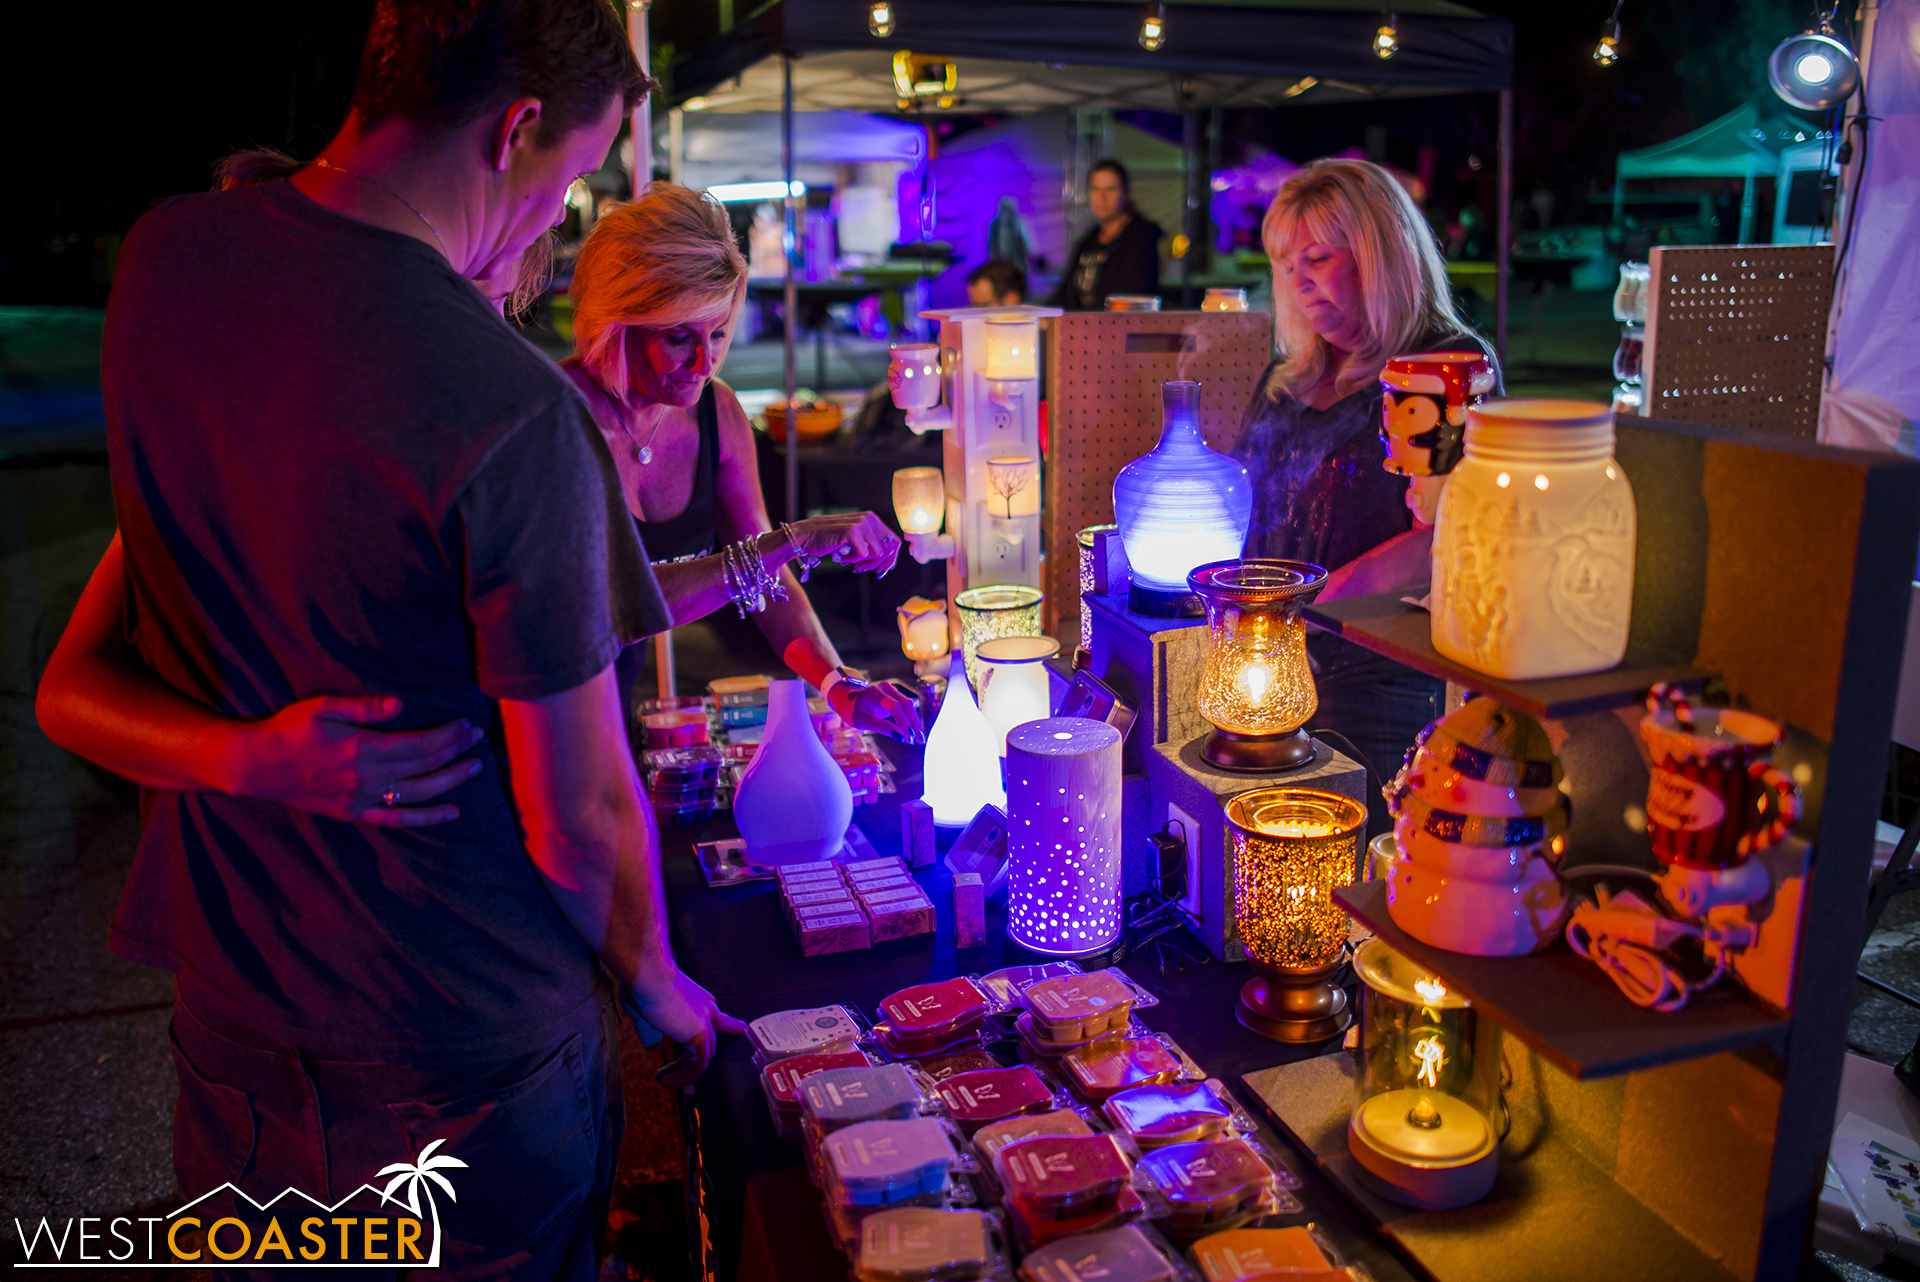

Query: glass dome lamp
[[1188, 560, 1327, 772], [1348, 938, 1500, 1208], [1225, 788, 1366, 1043], [1768, 31, 1859, 111], [1112, 381, 1252, 618], [891, 466, 945, 535]]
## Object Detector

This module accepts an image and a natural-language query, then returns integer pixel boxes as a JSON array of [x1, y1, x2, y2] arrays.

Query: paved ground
[[4, 296, 1915, 1278]]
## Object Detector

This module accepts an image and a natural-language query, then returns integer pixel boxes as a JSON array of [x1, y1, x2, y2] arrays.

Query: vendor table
[[660, 738, 1422, 1282]]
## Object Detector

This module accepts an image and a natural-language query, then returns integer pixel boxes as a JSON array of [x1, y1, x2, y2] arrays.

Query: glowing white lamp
[[984, 316, 1039, 381], [976, 636, 1060, 756], [897, 596, 950, 672], [1112, 380, 1253, 617], [921, 650, 1007, 827], [888, 344, 942, 409], [892, 466, 945, 535], [1005, 717, 1124, 957]]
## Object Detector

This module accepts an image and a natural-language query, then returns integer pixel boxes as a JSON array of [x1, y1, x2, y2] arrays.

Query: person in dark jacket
[[1052, 159, 1162, 310]]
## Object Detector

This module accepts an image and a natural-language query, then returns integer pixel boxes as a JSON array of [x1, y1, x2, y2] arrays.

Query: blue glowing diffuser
[[1005, 717, 1124, 958], [1112, 381, 1252, 616]]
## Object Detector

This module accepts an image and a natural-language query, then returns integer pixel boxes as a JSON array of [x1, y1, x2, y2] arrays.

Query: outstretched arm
[[36, 533, 482, 825]]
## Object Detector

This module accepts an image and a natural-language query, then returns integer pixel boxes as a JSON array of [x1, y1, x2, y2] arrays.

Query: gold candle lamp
[[1188, 559, 1328, 772], [1225, 787, 1367, 1042]]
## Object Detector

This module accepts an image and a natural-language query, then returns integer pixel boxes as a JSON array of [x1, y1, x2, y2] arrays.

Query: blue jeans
[[168, 985, 621, 1281], [1309, 671, 1445, 837]]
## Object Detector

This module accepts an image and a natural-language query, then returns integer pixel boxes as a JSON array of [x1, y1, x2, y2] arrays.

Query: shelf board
[[1334, 880, 1788, 1080], [1303, 593, 1709, 720]]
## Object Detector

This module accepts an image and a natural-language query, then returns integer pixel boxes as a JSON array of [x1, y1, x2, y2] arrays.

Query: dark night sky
[[3, 0, 1821, 306]]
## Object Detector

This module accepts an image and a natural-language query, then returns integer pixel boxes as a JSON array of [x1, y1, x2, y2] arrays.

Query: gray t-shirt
[[101, 179, 668, 1062]]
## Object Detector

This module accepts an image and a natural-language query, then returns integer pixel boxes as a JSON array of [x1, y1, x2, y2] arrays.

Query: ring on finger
[[381, 787, 401, 807]]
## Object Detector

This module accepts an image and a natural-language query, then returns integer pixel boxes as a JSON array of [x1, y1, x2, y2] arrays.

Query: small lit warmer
[[1188, 559, 1328, 772], [1225, 787, 1366, 1042], [954, 584, 1044, 692], [1348, 938, 1501, 1209], [1005, 717, 1124, 959]]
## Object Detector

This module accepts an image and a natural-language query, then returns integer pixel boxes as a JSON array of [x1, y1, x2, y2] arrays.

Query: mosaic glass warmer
[[1225, 788, 1366, 1043], [1188, 559, 1327, 772], [1111, 381, 1252, 617], [954, 584, 1044, 691], [1075, 524, 1118, 660]]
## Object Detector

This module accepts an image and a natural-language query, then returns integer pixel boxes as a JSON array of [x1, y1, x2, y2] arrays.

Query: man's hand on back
[[626, 969, 747, 1088]]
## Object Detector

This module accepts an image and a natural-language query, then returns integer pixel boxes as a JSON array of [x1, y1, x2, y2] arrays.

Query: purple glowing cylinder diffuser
[[1004, 717, 1123, 957]]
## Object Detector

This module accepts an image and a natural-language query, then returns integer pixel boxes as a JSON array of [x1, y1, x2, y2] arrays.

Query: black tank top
[[619, 382, 721, 720], [634, 382, 722, 564]]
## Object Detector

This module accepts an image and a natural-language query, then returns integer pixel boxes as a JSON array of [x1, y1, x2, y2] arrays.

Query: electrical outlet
[[1167, 802, 1202, 920]]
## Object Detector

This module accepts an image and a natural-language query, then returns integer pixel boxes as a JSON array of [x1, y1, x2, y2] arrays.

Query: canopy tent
[[665, 110, 928, 191], [1614, 101, 1831, 242], [661, 0, 1514, 517]]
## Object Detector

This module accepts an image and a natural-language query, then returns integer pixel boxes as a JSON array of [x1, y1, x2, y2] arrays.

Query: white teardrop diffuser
[[921, 650, 1007, 826], [733, 679, 853, 864]]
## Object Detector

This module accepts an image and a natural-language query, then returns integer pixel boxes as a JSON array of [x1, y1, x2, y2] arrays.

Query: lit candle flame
[[1413, 1034, 1447, 1089]]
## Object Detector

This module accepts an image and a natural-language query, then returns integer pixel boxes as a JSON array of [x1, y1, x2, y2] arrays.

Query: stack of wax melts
[[1102, 1081, 1239, 1150], [972, 1110, 1096, 1166], [1136, 1139, 1278, 1241], [1018, 971, 1147, 1059], [995, 1132, 1144, 1249], [855, 1207, 1001, 1282], [878, 978, 995, 1058], [821, 1118, 966, 1247], [978, 963, 1087, 1012], [762, 1049, 873, 1140], [641, 744, 727, 823], [1061, 1036, 1185, 1104], [933, 1066, 1058, 1134], [777, 863, 872, 955], [1189, 1226, 1341, 1282], [837, 750, 885, 804], [711, 674, 771, 731], [802, 1064, 927, 1144], [1017, 1226, 1184, 1282], [848, 858, 937, 942], [909, 1047, 1004, 1084], [641, 707, 710, 750], [747, 1005, 865, 1067]]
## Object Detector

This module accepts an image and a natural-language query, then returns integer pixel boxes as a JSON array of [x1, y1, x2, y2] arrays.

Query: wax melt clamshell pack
[[876, 977, 1007, 1058], [1020, 969, 1160, 1044], [820, 1119, 982, 1251], [933, 1065, 1069, 1134], [1016, 1223, 1200, 1282], [854, 1206, 1010, 1282], [1136, 1138, 1299, 1240], [977, 962, 1086, 1011], [995, 1132, 1139, 1219], [910, 1047, 1007, 1083], [748, 1004, 872, 1067], [1015, 1011, 1157, 1067], [1188, 1226, 1354, 1282], [1060, 1033, 1204, 1104], [802, 1064, 930, 1133], [762, 1049, 874, 1140], [1101, 1080, 1257, 1150]]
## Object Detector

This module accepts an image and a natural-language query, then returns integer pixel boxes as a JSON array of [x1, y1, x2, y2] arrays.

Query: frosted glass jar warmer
[[1113, 381, 1253, 617], [1430, 400, 1636, 680]]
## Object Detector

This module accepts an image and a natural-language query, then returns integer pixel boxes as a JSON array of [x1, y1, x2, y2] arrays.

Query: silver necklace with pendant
[[617, 408, 665, 465]]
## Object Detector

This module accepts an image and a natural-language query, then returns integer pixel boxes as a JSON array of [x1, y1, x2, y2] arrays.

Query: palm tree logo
[[376, 1139, 468, 1268]]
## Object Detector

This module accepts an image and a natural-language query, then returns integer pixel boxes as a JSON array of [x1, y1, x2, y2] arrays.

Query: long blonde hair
[[571, 182, 747, 405], [1263, 159, 1464, 396]]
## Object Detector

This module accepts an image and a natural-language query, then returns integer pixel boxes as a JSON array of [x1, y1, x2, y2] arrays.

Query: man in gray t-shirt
[[62, 2, 741, 1272]]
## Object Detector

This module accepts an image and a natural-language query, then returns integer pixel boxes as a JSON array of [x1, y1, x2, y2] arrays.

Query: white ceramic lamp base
[[1348, 1089, 1498, 1210]]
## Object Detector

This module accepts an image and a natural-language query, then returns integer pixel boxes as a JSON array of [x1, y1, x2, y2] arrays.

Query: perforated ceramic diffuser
[[1004, 718, 1125, 959], [1347, 937, 1500, 1209], [1188, 559, 1328, 772]]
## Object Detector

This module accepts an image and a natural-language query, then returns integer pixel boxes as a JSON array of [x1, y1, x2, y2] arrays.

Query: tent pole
[[1181, 106, 1198, 308], [1738, 172, 1756, 243], [627, 0, 651, 192], [1496, 88, 1512, 367], [782, 52, 799, 525]]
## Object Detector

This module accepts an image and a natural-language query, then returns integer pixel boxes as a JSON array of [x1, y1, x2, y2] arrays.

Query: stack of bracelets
[[722, 524, 826, 617]]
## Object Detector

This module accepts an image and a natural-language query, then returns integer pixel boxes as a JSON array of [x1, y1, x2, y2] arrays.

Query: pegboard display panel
[[1642, 245, 1834, 439], [1042, 311, 1273, 637]]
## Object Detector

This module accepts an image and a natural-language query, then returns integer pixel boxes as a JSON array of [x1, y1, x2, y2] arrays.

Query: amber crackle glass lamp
[[1226, 787, 1366, 1042], [1189, 559, 1328, 772]]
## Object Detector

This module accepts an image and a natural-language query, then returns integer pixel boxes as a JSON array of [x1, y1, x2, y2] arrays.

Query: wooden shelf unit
[[1305, 415, 1920, 1280]]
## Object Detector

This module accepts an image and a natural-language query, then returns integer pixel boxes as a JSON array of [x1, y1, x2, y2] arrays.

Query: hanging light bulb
[[1374, 10, 1399, 59], [1593, 0, 1624, 66], [1139, 1, 1167, 51], [868, 1, 894, 37]]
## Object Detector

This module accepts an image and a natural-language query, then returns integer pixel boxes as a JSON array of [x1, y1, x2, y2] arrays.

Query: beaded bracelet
[[722, 536, 788, 617], [780, 523, 823, 584]]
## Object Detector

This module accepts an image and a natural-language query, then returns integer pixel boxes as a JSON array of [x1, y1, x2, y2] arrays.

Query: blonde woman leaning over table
[[1234, 158, 1503, 833]]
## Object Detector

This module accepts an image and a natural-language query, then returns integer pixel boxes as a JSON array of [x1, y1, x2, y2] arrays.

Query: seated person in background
[[1051, 158, 1163, 311], [966, 258, 1028, 307]]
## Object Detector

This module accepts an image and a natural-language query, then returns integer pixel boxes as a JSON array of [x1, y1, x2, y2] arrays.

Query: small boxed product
[[748, 1005, 864, 1064], [902, 798, 937, 869], [1136, 1139, 1276, 1239], [848, 856, 910, 879], [1018, 1225, 1181, 1282], [952, 873, 985, 949], [721, 704, 770, 729], [933, 1066, 1055, 1133], [786, 888, 860, 918], [910, 1047, 1004, 1084], [973, 1108, 1096, 1164], [796, 911, 872, 957], [1189, 1226, 1333, 1282], [855, 1207, 998, 1282], [877, 978, 993, 1057], [1024, 971, 1143, 1044], [823, 1118, 958, 1208], [781, 873, 848, 899], [996, 1133, 1134, 1219], [868, 896, 936, 943], [1062, 1036, 1184, 1104], [762, 1049, 872, 1140], [1103, 1082, 1238, 1150], [777, 860, 843, 879], [801, 1063, 925, 1132], [855, 875, 918, 902], [708, 674, 771, 707], [642, 708, 710, 749]]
